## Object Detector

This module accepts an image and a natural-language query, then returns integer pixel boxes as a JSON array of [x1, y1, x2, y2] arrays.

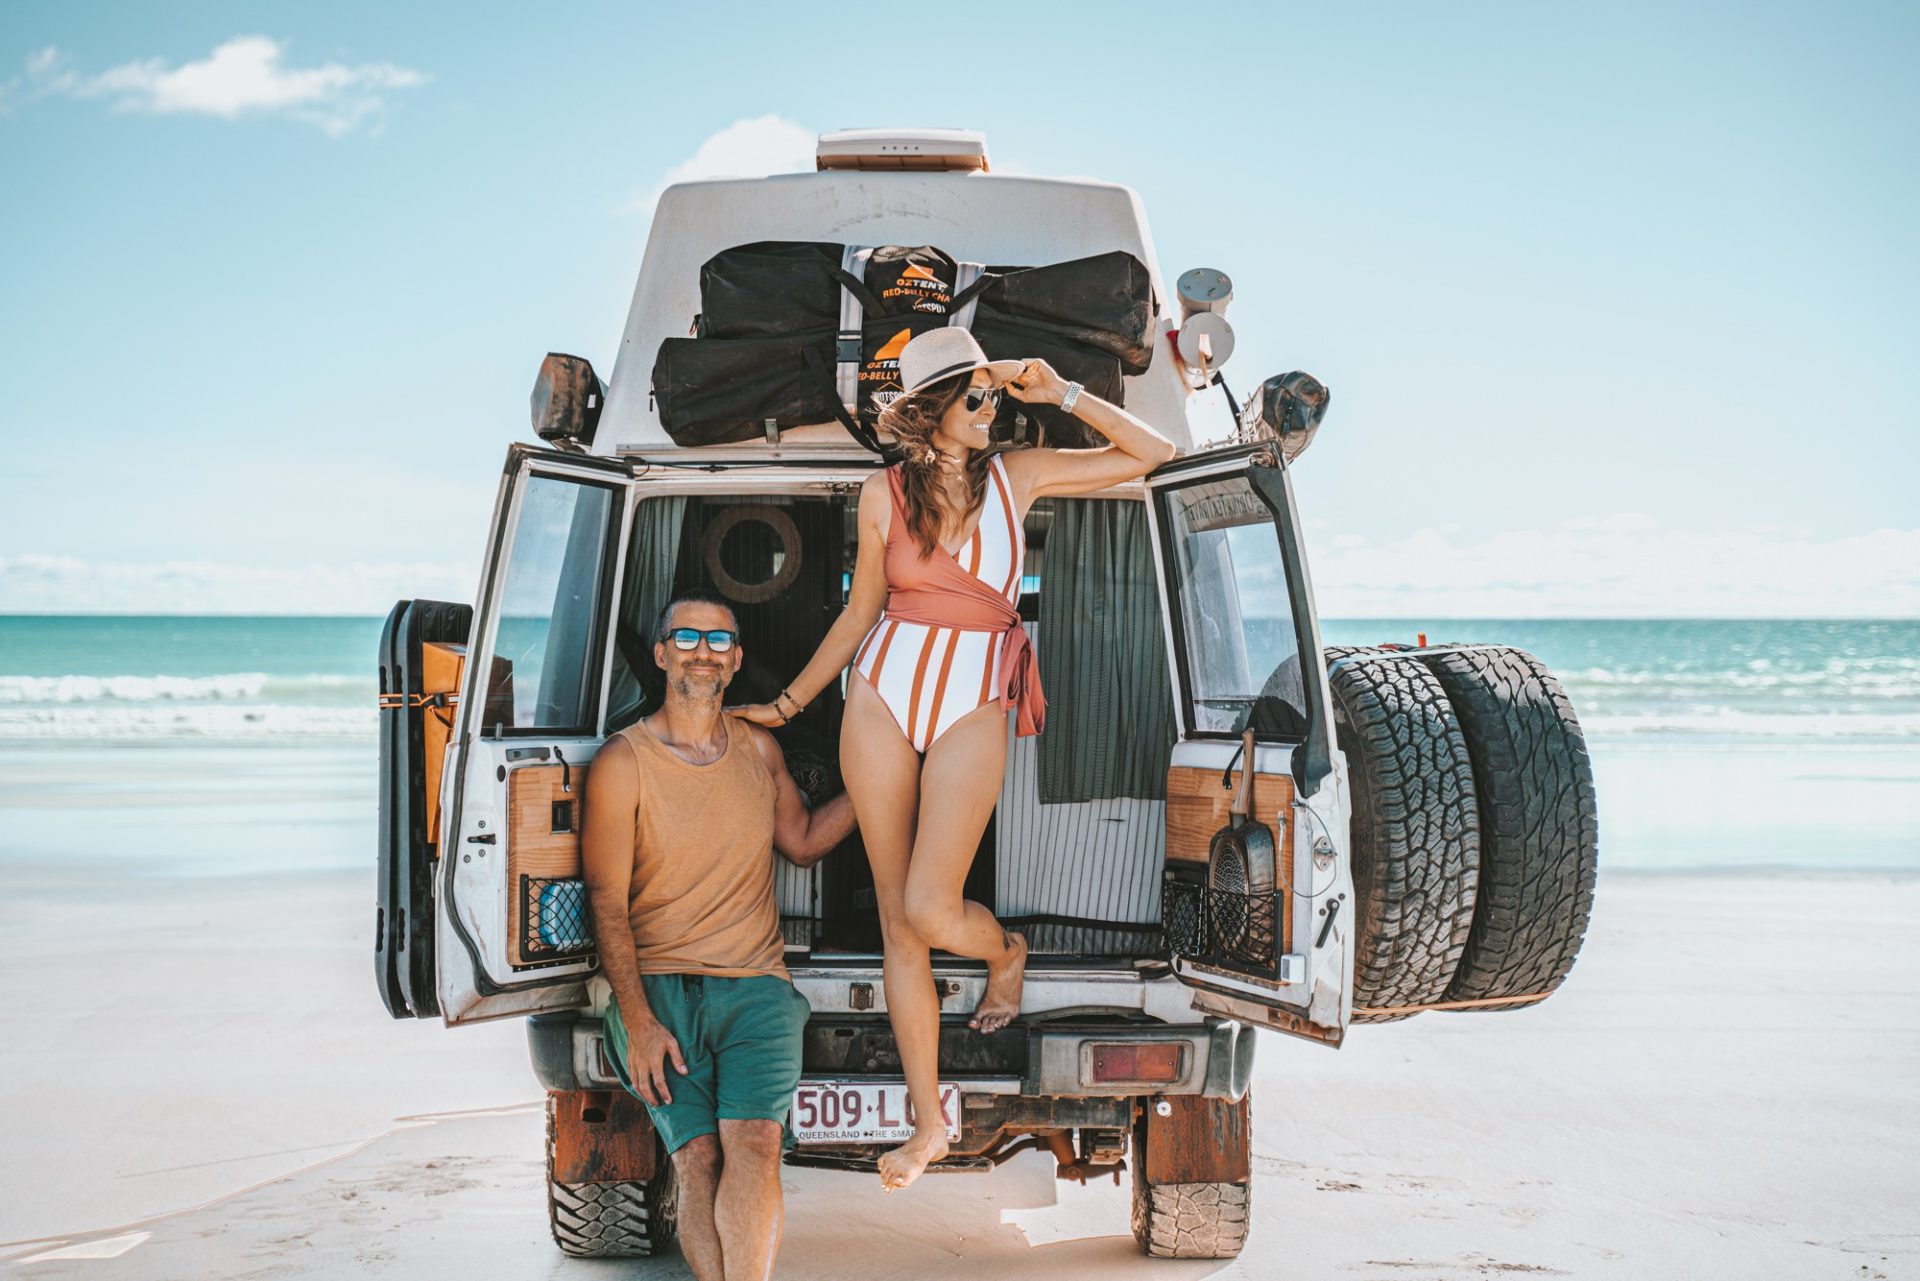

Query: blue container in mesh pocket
[[523, 877, 594, 957]]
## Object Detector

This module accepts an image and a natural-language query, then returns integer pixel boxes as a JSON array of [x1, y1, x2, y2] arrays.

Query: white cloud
[[3, 38, 426, 137], [1311, 519, 1920, 618], [624, 114, 816, 214], [0, 555, 476, 615]]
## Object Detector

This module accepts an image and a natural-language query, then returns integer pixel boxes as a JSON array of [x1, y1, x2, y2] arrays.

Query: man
[[584, 591, 855, 1281]]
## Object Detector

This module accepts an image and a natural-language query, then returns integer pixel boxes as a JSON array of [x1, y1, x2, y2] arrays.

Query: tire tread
[[1323, 647, 1482, 1022], [1417, 646, 1599, 1003], [545, 1094, 678, 1258], [1132, 1180, 1251, 1258]]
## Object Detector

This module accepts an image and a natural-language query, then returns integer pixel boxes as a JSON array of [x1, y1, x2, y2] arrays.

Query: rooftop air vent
[[815, 128, 989, 173]]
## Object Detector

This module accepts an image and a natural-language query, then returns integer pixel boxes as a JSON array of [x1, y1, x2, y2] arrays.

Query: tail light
[[1088, 1043, 1184, 1085]]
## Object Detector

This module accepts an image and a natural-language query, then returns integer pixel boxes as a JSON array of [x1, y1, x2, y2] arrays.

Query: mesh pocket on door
[[519, 876, 596, 963]]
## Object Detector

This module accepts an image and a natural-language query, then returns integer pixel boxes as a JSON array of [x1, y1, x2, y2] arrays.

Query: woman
[[732, 328, 1176, 1190]]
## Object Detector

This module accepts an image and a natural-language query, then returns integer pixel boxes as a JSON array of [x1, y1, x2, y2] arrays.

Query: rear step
[[783, 1152, 995, 1174], [789, 964, 1192, 1021]]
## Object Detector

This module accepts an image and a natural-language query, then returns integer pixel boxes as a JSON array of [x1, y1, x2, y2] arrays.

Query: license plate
[[791, 1081, 961, 1145]]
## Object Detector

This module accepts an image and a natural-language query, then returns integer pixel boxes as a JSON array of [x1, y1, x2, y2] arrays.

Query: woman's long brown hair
[[876, 374, 995, 557]]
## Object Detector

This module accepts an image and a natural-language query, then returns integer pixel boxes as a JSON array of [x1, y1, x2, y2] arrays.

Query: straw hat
[[897, 328, 1024, 398]]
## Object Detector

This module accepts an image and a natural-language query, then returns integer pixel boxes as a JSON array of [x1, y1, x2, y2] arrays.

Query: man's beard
[[670, 665, 728, 702]]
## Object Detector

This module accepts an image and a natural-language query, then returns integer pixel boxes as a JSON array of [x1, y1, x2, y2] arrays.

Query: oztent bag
[[695, 241, 843, 337], [977, 251, 1157, 375], [651, 329, 845, 448]]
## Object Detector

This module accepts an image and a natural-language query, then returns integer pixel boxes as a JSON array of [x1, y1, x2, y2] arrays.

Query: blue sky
[[1, 1, 1915, 615]]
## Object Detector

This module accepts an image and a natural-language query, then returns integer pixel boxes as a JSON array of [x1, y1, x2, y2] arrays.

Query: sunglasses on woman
[[664, 627, 738, 652], [964, 385, 1004, 413]]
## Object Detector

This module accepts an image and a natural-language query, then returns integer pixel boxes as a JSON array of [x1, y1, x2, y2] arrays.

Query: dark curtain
[[604, 495, 688, 731], [1037, 498, 1175, 802]]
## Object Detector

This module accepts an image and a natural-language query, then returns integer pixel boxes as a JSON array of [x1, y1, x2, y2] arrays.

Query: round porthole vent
[[702, 505, 802, 604]]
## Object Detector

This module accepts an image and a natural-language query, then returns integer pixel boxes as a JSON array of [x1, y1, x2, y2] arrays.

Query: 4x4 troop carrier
[[375, 128, 1599, 1261]]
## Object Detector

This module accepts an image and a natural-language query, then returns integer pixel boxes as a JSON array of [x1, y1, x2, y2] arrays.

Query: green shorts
[[603, 972, 810, 1155]]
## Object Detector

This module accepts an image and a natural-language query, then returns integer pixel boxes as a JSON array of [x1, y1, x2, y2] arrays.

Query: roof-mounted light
[[815, 128, 989, 173]]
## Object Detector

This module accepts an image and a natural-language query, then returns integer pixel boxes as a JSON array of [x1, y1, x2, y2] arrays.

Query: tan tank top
[[617, 716, 785, 978]]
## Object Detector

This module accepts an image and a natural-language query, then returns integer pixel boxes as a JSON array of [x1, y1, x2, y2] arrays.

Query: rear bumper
[[528, 1013, 1255, 1101]]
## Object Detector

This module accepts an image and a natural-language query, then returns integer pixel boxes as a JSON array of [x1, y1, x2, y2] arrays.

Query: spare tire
[[1416, 646, 1599, 1007], [1323, 647, 1481, 1022]]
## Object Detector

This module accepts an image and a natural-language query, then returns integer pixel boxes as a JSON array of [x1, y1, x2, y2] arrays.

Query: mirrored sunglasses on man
[[666, 628, 738, 652]]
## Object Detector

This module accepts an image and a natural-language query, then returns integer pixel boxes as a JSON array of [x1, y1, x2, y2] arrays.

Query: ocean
[[0, 615, 1915, 871], [4, 616, 1915, 744]]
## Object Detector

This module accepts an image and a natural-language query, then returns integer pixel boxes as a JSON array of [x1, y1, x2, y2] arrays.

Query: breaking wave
[[0, 672, 374, 740], [0, 673, 365, 704], [0, 703, 374, 740], [1578, 710, 1920, 739]]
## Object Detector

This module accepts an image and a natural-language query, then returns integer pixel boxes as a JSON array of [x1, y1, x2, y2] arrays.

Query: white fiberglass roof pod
[[596, 152, 1200, 461]]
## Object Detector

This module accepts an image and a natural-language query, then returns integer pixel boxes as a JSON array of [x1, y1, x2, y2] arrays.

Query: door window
[[487, 476, 619, 734], [1160, 477, 1308, 737]]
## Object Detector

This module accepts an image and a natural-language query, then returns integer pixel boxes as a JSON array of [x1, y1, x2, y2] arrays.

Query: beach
[[0, 732, 1916, 1279], [1, 850, 1914, 1278]]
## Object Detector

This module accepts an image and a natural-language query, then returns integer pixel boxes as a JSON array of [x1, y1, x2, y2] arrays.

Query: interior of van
[[452, 467, 1315, 989], [571, 490, 1185, 962]]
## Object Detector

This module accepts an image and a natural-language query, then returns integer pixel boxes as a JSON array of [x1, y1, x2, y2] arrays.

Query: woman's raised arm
[[729, 470, 892, 726], [1000, 358, 1178, 507]]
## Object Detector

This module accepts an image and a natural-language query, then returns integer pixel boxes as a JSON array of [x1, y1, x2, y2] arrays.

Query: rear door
[[377, 597, 472, 1020], [1143, 444, 1354, 1046], [436, 446, 634, 1025]]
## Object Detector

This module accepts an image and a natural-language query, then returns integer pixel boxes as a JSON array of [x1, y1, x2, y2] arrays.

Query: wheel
[[1130, 1098, 1251, 1259], [1132, 1180, 1251, 1259], [545, 1094, 679, 1258], [1416, 645, 1599, 1005], [1323, 646, 1482, 1021]]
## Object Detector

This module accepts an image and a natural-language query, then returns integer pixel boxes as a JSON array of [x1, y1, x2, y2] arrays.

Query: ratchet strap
[[948, 261, 986, 331], [377, 691, 457, 709], [833, 244, 877, 416]]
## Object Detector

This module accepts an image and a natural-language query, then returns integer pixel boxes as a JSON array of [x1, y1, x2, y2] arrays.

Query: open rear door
[[377, 598, 471, 1019], [1144, 444, 1354, 1047], [435, 446, 634, 1025]]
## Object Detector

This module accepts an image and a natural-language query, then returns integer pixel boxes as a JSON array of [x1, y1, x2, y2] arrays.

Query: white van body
[[376, 131, 1358, 1260]]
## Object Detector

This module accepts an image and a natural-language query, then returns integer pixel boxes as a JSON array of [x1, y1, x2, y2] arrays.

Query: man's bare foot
[[969, 930, 1027, 1034], [877, 1124, 950, 1192]]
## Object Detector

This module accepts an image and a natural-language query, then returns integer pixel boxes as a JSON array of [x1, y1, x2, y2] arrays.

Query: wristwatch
[[1058, 381, 1084, 416]]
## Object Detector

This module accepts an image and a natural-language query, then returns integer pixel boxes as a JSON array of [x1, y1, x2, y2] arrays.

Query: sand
[[1, 867, 1915, 1280]]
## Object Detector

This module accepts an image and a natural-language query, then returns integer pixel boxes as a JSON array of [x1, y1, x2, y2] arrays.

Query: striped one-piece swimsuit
[[853, 456, 1025, 753]]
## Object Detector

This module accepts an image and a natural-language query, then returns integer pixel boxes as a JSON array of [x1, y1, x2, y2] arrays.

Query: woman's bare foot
[[969, 930, 1027, 1034], [877, 1123, 950, 1192]]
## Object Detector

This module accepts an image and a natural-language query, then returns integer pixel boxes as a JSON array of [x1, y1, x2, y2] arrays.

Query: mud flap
[[549, 1089, 658, 1185], [1140, 1093, 1251, 1186]]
